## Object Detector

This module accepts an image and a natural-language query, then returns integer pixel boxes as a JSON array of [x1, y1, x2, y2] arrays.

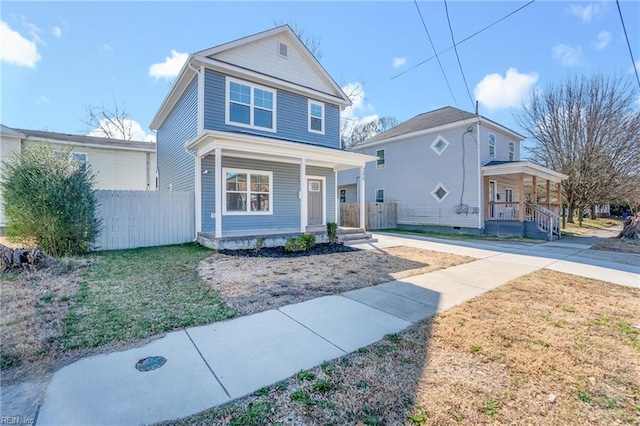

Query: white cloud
[[594, 31, 611, 50], [52, 26, 62, 38], [474, 68, 539, 110], [87, 119, 156, 142], [552, 44, 584, 67], [149, 50, 188, 81], [568, 3, 600, 23], [36, 95, 50, 106], [23, 21, 43, 45], [0, 20, 41, 68], [392, 57, 407, 68], [100, 43, 113, 53], [341, 82, 378, 138]]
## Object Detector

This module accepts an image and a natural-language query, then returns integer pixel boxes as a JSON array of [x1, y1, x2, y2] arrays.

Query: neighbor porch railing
[[487, 202, 520, 221], [525, 203, 561, 240]]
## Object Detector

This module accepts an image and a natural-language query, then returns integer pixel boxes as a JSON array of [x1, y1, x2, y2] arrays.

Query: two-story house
[[338, 106, 568, 239], [150, 25, 373, 249]]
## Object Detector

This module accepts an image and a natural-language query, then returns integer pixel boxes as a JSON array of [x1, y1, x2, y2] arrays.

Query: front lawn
[[166, 270, 640, 425]]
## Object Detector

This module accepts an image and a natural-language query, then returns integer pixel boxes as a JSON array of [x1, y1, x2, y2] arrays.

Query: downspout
[[187, 61, 202, 242]]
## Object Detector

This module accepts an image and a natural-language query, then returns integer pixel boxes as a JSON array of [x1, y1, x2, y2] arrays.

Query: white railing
[[525, 203, 561, 240]]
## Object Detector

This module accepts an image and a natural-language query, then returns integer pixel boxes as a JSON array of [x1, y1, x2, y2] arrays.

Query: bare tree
[[81, 102, 136, 140], [341, 116, 398, 150], [274, 21, 323, 60], [516, 74, 640, 224]]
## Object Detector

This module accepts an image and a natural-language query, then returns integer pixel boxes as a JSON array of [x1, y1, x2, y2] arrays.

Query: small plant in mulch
[[326, 222, 338, 244], [285, 233, 316, 252]]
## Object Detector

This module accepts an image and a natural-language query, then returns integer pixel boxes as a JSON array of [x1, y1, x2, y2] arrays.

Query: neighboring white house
[[0, 124, 157, 230], [338, 107, 568, 239]]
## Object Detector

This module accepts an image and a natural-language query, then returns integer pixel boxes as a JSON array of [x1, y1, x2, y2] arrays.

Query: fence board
[[94, 190, 195, 251], [339, 202, 397, 230]]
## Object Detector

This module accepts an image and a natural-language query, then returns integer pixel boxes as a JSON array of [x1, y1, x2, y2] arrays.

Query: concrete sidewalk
[[34, 234, 639, 425]]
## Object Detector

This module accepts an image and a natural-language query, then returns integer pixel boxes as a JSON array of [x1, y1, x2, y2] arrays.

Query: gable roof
[[150, 25, 350, 131], [355, 106, 525, 148], [1, 125, 156, 152], [0, 124, 26, 139]]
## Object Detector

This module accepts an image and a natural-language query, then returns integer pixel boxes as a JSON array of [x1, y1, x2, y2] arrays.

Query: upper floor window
[[376, 149, 385, 169], [226, 78, 276, 132], [430, 135, 449, 156], [509, 141, 515, 161], [488, 133, 496, 159], [308, 100, 325, 134]]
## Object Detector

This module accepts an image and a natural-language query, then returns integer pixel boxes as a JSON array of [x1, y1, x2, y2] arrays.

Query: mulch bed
[[218, 243, 357, 258]]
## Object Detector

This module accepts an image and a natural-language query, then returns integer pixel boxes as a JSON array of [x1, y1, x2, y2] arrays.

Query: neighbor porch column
[[300, 158, 307, 232], [518, 172, 525, 222], [532, 175, 537, 204], [546, 180, 551, 210], [557, 181, 563, 212], [214, 147, 222, 238], [359, 166, 366, 229], [483, 175, 490, 221]]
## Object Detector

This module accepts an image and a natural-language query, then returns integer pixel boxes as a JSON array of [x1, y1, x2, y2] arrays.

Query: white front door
[[307, 179, 323, 226]]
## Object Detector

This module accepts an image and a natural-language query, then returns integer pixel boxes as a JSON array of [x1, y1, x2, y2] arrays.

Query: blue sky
[[1, 1, 638, 142]]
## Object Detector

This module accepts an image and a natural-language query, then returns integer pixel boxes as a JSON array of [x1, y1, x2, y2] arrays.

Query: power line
[[616, 0, 640, 89], [443, 0, 475, 110], [392, 0, 536, 82]]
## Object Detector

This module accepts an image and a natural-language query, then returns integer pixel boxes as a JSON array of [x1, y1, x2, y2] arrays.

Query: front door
[[307, 179, 323, 226]]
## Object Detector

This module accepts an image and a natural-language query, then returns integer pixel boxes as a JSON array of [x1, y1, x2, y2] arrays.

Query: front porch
[[482, 161, 568, 240]]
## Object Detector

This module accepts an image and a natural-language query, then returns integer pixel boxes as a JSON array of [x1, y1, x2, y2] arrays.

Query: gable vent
[[278, 42, 288, 58]]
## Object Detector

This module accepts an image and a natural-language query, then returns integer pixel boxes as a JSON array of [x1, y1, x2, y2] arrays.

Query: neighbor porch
[[482, 161, 568, 240]]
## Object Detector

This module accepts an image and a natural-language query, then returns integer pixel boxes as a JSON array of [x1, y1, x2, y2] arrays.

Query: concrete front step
[[338, 229, 378, 245], [342, 238, 379, 245]]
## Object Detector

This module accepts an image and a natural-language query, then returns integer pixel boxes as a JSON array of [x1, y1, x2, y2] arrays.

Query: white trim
[[505, 187, 514, 204], [488, 132, 496, 159], [334, 170, 339, 223], [482, 161, 568, 182], [195, 156, 202, 234], [222, 167, 274, 215], [431, 183, 450, 203], [477, 121, 482, 229], [508, 140, 515, 161], [214, 148, 222, 238], [225, 76, 277, 133], [300, 159, 307, 231], [306, 175, 326, 227], [375, 148, 385, 169], [430, 135, 450, 156], [308, 100, 325, 135], [375, 188, 385, 203], [359, 166, 366, 229], [23, 136, 155, 153], [197, 66, 205, 133]]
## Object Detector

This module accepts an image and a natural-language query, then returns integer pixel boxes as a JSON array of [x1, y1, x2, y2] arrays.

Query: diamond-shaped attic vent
[[430, 135, 450, 155], [431, 183, 450, 203]]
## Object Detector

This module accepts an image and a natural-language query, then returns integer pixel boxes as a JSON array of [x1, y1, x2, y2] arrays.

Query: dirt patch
[[592, 237, 640, 255], [169, 270, 640, 426], [198, 246, 474, 316]]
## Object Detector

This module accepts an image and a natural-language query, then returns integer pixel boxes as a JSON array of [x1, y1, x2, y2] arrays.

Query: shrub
[[1, 146, 101, 256], [326, 222, 338, 244], [284, 233, 316, 252]]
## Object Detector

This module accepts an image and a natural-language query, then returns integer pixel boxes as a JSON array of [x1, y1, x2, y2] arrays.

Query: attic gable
[[196, 26, 348, 103]]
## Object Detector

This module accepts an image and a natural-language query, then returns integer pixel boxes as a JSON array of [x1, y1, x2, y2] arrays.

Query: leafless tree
[[516, 74, 640, 224], [81, 102, 136, 140], [341, 116, 398, 150], [274, 21, 323, 60]]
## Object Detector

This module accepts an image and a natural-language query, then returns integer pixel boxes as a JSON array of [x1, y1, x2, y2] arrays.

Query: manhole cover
[[136, 356, 166, 372]]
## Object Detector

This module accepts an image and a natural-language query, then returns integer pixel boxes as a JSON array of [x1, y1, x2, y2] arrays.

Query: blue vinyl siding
[[157, 76, 198, 191], [203, 69, 340, 149], [200, 158, 336, 234]]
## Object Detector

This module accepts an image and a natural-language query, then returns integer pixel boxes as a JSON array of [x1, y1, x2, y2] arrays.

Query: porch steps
[[338, 228, 378, 245]]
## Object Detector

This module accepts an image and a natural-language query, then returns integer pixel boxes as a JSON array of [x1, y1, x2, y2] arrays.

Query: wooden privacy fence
[[340, 202, 397, 230], [94, 190, 195, 251]]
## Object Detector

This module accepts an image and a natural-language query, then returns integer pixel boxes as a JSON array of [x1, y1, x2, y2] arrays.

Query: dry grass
[[170, 270, 640, 426], [563, 218, 623, 235], [592, 238, 640, 255], [198, 247, 474, 316]]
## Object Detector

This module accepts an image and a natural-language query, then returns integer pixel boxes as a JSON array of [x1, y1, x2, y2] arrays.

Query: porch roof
[[186, 130, 375, 171], [482, 161, 568, 183]]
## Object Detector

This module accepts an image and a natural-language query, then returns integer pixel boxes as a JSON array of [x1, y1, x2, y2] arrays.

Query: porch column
[[557, 181, 563, 211], [483, 175, 490, 221], [532, 176, 537, 204], [300, 158, 307, 232], [546, 180, 551, 210], [195, 155, 202, 235], [359, 166, 366, 229], [214, 147, 222, 238], [334, 170, 339, 226], [518, 173, 525, 222]]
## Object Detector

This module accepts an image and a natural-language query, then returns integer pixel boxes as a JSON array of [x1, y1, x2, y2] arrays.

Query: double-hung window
[[308, 100, 324, 134], [509, 141, 515, 161], [375, 189, 385, 203], [376, 149, 385, 169], [223, 168, 273, 214], [488, 133, 496, 159], [227, 78, 276, 131]]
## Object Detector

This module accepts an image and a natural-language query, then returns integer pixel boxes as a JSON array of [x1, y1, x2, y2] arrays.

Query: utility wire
[[392, 0, 536, 82], [444, 0, 475, 111], [615, 0, 640, 89]]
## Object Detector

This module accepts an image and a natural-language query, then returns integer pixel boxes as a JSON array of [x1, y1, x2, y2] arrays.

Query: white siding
[[355, 127, 481, 229], [479, 125, 521, 165], [211, 33, 340, 98], [0, 137, 22, 227]]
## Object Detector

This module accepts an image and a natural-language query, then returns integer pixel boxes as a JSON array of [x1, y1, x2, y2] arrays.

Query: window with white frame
[[430, 135, 449, 155], [509, 141, 515, 161], [223, 169, 273, 214], [227, 78, 276, 131], [376, 149, 385, 168], [308, 100, 324, 134], [55, 150, 88, 172], [339, 189, 346, 203], [431, 183, 450, 203], [488, 133, 496, 158], [505, 188, 513, 205], [375, 189, 385, 203]]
